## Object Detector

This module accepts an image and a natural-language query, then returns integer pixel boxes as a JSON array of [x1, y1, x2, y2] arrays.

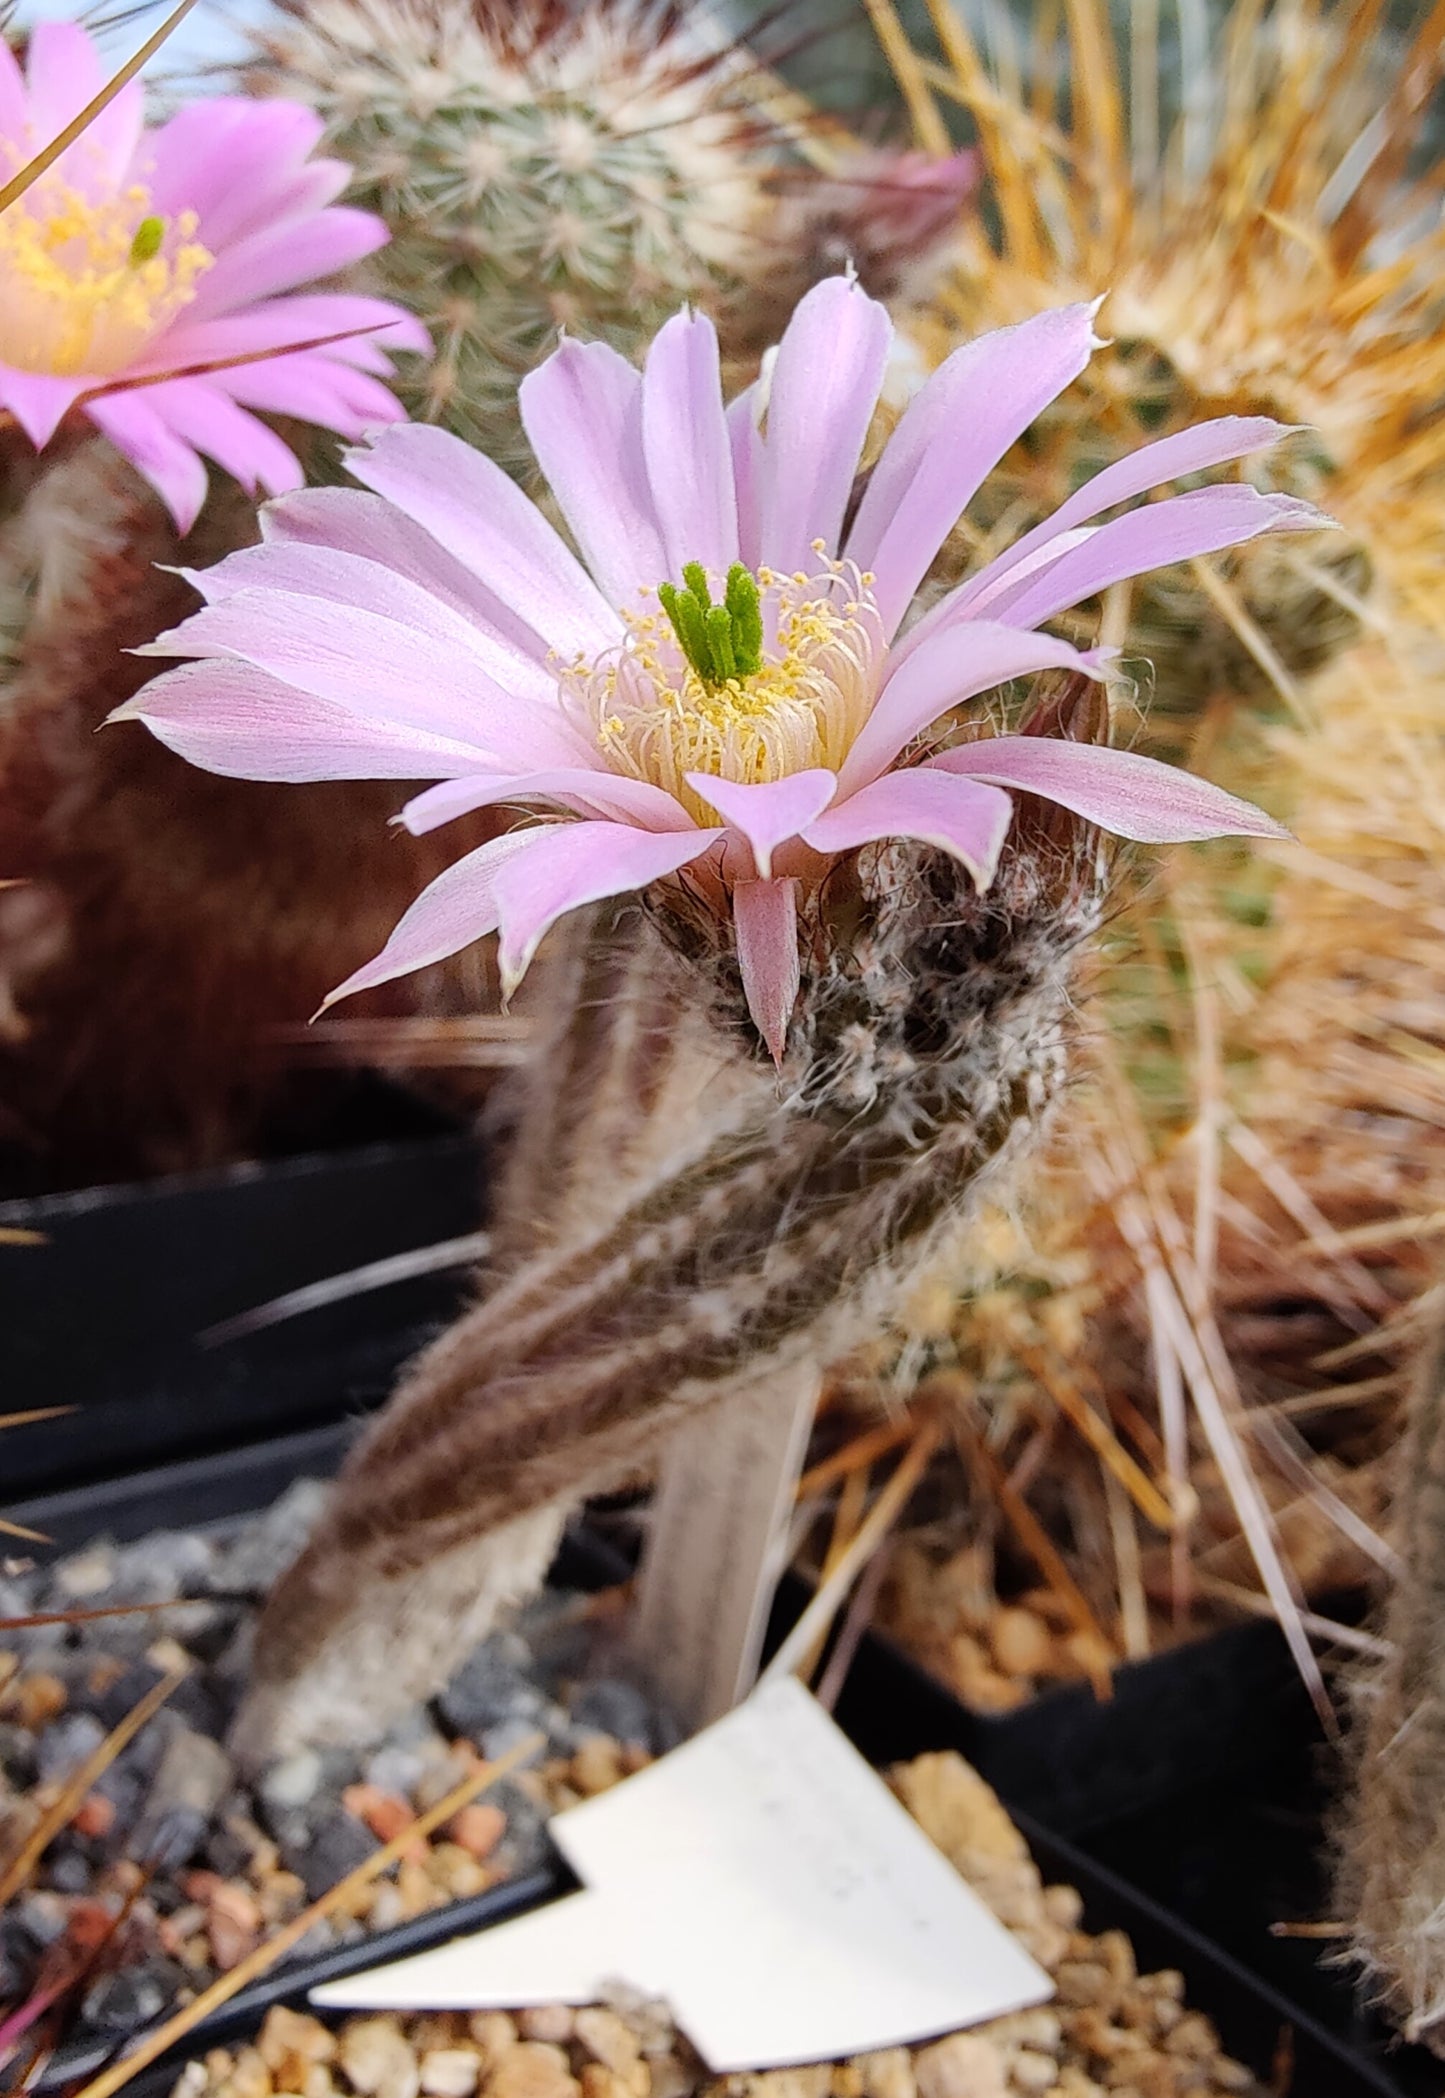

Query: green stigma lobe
[[660, 561, 764, 686], [129, 215, 165, 265]]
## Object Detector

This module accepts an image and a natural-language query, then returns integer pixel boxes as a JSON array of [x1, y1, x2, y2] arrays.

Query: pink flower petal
[[112, 658, 494, 781], [83, 391, 208, 532], [140, 591, 587, 768], [147, 101, 327, 244], [845, 302, 1101, 637], [0, 369, 86, 449], [729, 386, 764, 569], [928, 738, 1290, 842], [941, 414, 1297, 624], [323, 831, 540, 1009], [156, 294, 430, 369], [838, 622, 1101, 796], [168, 539, 559, 708], [0, 38, 29, 140], [492, 821, 722, 996], [642, 309, 737, 578], [802, 767, 1013, 888], [401, 769, 694, 836], [346, 422, 623, 664], [684, 768, 837, 879], [215, 356, 409, 437], [734, 877, 800, 1064], [26, 20, 140, 178], [129, 379, 304, 503], [759, 276, 892, 574], [520, 338, 668, 608], [973, 485, 1328, 630], [185, 207, 389, 323], [255, 487, 561, 665]]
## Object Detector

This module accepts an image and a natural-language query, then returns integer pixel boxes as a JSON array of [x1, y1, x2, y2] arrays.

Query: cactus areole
[[122, 277, 1315, 1060]]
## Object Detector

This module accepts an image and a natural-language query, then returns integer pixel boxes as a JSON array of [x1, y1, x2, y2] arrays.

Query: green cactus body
[[248, 0, 790, 471]]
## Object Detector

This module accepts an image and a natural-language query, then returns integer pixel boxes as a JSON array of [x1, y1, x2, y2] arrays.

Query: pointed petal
[[113, 658, 493, 781], [255, 486, 562, 664], [642, 309, 737, 578], [401, 769, 694, 835], [846, 302, 1101, 637], [729, 385, 764, 569], [839, 623, 1100, 795], [27, 19, 141, 178], [520, 338, 666, 607], [929, 738, 1289, 842], [976, 486, 1328, 631], [685, 768, 837, 878], [128, 380, 304, 504], [141, 591, 587, 769], [83, 393, 208, 533], [734, 877, 800, 1064], [803, 767, 1013, 888], [346, 421, 622, 662], [759, 277, 892, 573], [0, 369, 86, 449], [942, 415, 1299, 624], [147, 100, 326, 245], [492, 821, 721, 996], [323, 831, 539, 1008], [169, 539, 558, 707]]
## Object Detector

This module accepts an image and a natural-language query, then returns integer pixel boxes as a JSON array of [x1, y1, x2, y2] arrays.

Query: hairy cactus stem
[[231, 679, 1113, 1760], [1338, 1290, 1445, 2054]]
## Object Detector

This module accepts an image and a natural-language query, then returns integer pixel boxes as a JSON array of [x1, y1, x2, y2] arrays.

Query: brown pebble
[[450, 1803, 506, 1861], [419, 2050, 482, 2097], [1007, 2052, 1056, 2093], [487, 2039, 581, 2098], [467, 2012, 518, 2068], [574, 2008, 641, 2076], [339, 2016, 422, 2098], [579, 2068, 641, 2098], [217, 2044, 273, 2098], [258, 2009, 336, 2072], [1055, 1962, 1112, 2009], [854, 2050, 915, 2098], [832, 2071, 864, 2098], [571, 1737, 625, 1796], [518, 2008, 575, 2045], [208, 1882, 263, 1970], [71, 1790, 116, 1839], [643, 2058, 692, 2098], [14, 1672, 67, 1728], [344, 1784, 426, 1855], [914, 2035, 1007, 2098], [989, 1608, 1053, 1680]]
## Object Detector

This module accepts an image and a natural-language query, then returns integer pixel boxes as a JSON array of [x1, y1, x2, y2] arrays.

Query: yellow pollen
[[0, 160, 213, 377], [561, 561, 885, 828]]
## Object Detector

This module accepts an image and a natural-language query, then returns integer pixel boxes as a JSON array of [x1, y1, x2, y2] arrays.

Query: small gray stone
[[12, 1891, 69, 1949], [46, 1841, 95, 1894], [207, 1480, 327, 1594], [82, 1963, 180, 2032], [438, 1636, 545, 1739], [365, 1744, 429, 1797], [259, 1746, 324, 1813], [36, 1712, 108, 1784], [51, 1544, 117, 1601], [0, 1574, 61, 1652], [570, 1679, 656, 1750], [129, 1724, 233, 1869], [480, 1716, 549, 1768], [0, 1721, 37, 1786], [288, 1804, 377, 1902]]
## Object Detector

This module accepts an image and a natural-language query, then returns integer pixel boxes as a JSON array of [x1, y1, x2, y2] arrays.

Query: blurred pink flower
[[124, 278, 1318, 1055], [0, 19, 428, 529]]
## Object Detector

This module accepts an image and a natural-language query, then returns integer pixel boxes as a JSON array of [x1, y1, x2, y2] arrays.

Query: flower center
[[0, 158, 213, 377], [562, 556, 884, 826]]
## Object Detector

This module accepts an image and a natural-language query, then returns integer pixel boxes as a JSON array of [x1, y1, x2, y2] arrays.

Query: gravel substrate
[[169, 1753, 1266, 2098], [0, 1484, 666, 2055]]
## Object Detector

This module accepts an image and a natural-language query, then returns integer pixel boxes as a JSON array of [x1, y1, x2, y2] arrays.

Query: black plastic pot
[[2, 1437, 1427, 2098], [0, 1130, 486, 1501]]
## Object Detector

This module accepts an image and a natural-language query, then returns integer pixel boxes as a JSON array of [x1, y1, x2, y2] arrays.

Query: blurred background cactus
[[239, 0, 975, 472]]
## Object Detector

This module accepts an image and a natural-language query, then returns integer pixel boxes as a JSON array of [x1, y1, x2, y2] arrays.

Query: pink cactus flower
[[123, 278, 1318, 1056], [0, 19, 428, 530]]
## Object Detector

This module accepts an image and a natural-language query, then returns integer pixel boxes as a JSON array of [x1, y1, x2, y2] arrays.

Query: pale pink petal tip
[[932, 738, 1290, 843], [734, 877, 801, 1065]]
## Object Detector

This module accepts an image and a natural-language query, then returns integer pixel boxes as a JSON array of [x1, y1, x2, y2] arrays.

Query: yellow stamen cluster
[[0, 164, 213, 377], [563, 558, 883, 829]]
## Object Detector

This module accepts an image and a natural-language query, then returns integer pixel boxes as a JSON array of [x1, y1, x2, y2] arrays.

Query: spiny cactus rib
[[232, 774, 1108, 1757]]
